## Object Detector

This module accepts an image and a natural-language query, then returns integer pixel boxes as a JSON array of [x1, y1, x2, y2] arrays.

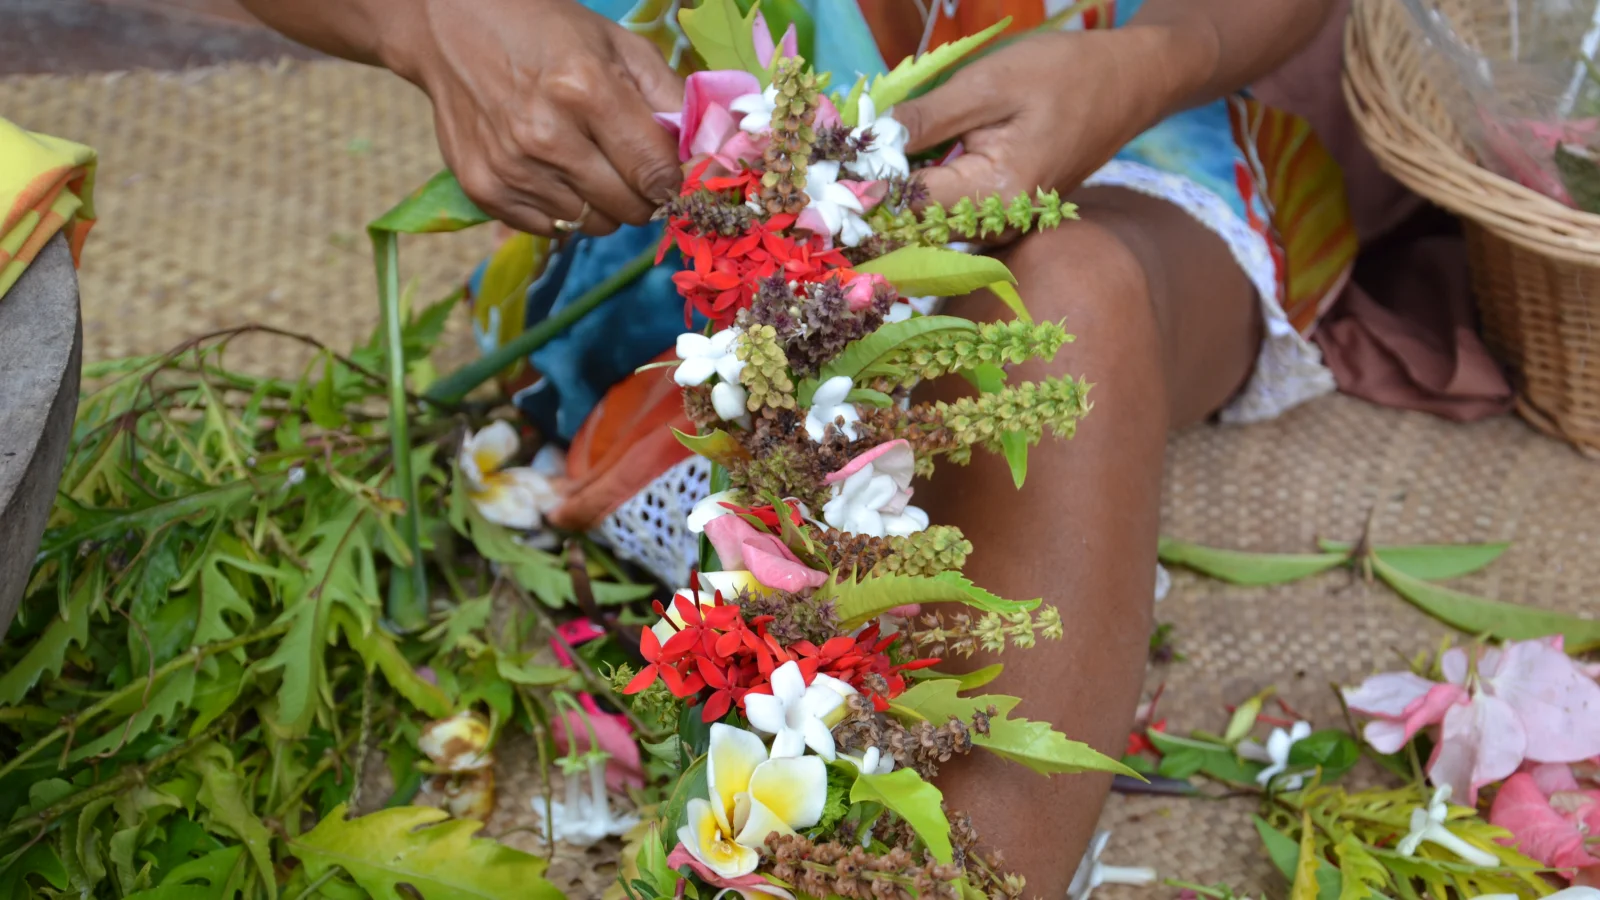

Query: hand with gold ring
[[240, 0, 687, 238]]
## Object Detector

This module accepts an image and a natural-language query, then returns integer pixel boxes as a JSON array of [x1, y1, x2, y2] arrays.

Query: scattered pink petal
[[667, 844, 795, 899], [1429, 692, 1527, 805], [551, 695, 643, 791], [814, 95, 841, 130], [550, 620, 606, 666], [1529, 761, 1585, 795], [1490, 773, 1600, 876], [825, 440, 915, 489], [1487, 639, 1600, 763]]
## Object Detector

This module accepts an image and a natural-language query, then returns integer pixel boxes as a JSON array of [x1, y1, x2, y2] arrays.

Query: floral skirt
[[462, 0, 1359, 586]]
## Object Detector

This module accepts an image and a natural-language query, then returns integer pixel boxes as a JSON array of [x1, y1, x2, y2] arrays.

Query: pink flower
[[654, 70, 763, 164], [751, 12, 798, 68], [1489, 772, 1600, 879], [1344, 636, 1600, 804], [550, 619, 605, 667], [703, 514, 828, 593], [667, 844, 795, 899], [821, 440, 928, 539], [551, 693, 645, 792], [844, 272, 887, 312]]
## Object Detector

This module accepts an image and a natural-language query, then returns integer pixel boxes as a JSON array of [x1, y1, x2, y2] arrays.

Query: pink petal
[[814, 94, 841, 129], [1345, 671, 1437, 719], [844, 273, 886, 311], [551, 700, 644, 791], [777, 24, 799, 61], [825, 440, 915, 488], [704, 514, 763, 573], [794, 207, 830, 239], [742, 533, 828, 592], [690, 104, 740, 161], [1440, 645, 1506, 684], [841, 179, 887, 212], [1489, 638, 1600, 763], [1359, 681, 1469, 754], [667, 844, 793, 898], [1429, 693, 1528, 805], [680, 71, 763, 161], [714, 131, 767, 171], [549, 620, 606, 667], [1489, 773, 1600, 874], [654, 111, 684, 141], [1529, 762, 1585, 795], [752, 12, 776, 67]]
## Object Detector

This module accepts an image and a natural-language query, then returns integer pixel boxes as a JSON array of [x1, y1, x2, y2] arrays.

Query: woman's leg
[[920, 186, 1264, 895]]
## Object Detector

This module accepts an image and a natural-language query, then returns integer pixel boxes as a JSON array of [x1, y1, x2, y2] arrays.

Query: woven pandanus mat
[[8, 56, 1600, 900], [1, 60, 493, 376]]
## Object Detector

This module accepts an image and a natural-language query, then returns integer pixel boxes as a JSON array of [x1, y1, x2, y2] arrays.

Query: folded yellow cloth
[[0, 117, 96, 299]]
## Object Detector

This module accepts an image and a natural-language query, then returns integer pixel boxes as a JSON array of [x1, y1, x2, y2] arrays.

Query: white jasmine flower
[[1068, 830, 1158, 900], [1237, 720, 1312, 790], [459, 422, 564, 530], [845, 96, 910, 180], [712, 381, 751, 423], [731, 87, 778, 134], [839, 745, 895, 776], [743, 660, 847, 760], [675, 327, 745, 387], [534, 755, 639, 847], [804, 375, 860, 442], [1396, 785, 1499, 866], [802, 161, 872, 248], [821, 440, 928, 539]]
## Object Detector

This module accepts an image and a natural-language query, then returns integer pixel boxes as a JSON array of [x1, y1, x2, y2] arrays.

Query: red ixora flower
[[718, 500, 805, 531]]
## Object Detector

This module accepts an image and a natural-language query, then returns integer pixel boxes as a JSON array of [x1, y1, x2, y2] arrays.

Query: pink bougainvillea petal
[[551, 700, 644, 791], [825, 440, 915, 487], [1489, 773, 1600, 875], [1489, 639, 1600, 764], [742, 536, 828, 592], [1344, 671, 1436, 718], [1429, 693, 1528, 805]]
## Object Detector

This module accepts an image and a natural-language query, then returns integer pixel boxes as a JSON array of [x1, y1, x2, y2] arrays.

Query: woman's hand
[[892, 25, 1213, 215], [382, 0, 686, 236]]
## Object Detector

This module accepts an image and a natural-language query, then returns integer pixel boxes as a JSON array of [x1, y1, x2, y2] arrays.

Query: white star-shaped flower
[[845, 95, 910, 180], [804, 375, 860, 442], [674, 327, 745, 387], [743, 661, 847, 760]]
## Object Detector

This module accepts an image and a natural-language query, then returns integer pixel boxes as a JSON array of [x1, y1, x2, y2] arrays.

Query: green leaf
[[0, 843, 68, 898], [0, 568, 98, 704], [801, 315, 978, 404], [888, 679, 1135, 778], [845, 388, 895, 408], [1318, 540, 1509, 581], [124, 847, 245, 900], [678, 0, 766, 78], [1256, 815, 1302, 881], [865, 18, 1010, 112], [673, 428, 753, 467], [986, 281, 1033, 324], [660, 756, 709, 843], [195, 747, 276, 900], [1224, 687, 1273, 746], [854, 246, 1015, 299], [828, 571, 1039, 628], [334, 609, 453, 718], [369, 170, 492, 235], [494, 656, 576, 687], [1146, 731, 1263, 785], [1157, 537, 1348, 586], [69, 668, 197, 761], [291, 804, 564, 900], [1371, 554, 1600, 651], [964, 364, 1027, 488], [1288, 730, 1360, 783], [906, 663, 1004, 692], [849, 770, 953, 864], [1290, 812, 1323, 900]]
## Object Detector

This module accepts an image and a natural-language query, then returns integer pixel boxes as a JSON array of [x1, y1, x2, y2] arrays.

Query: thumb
[[914, 145, 1007, 209], [615, 31, 685, 114], [893, 67, 1002, 154]]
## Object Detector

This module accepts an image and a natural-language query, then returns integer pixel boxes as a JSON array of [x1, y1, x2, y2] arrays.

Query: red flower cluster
[[719, 500, 804, 530], [623, 588, 936, 721], [661, 162, 854, 328]]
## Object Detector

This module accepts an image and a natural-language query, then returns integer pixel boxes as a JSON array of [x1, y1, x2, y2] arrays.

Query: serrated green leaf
[[1333, 835, 1387, 900], [124, 847, 245, 900], [335, 609, 453, 718], [828, 571, 1038, 628], [906, 663, 1004, 692], [888, 679, 1135, 778], [678, 0, 766, 78], [854, 247, 1015, 299], [70, 668, 197, 761], [1319, 540, 1509, 581], [849, 770, 953, 864], [0, 842, 69, 898], [672, 428, 753, 467], [1371, 555, 1600, 651], [0, 567, 99, 704], [1158, 537, 1349, 586], [1291, 812, 1323, 900], [369, 170, 492, 235], [801, 315, 978, 405], [195, 747, 276, 900], [292, 804, 564, 900], [986, 281, 1033, 324], [865, 19, 1010, 112]]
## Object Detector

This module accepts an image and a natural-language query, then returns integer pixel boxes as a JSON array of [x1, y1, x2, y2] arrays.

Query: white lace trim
[[1082, 159, 1336, 423], [593, 455, 711, 588]]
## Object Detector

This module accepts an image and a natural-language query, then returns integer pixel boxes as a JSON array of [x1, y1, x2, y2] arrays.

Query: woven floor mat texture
[[8, 59, 1599, 899]]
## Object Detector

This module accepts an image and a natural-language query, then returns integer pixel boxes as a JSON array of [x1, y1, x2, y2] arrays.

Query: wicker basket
[[1345, 0, 1600, 453]]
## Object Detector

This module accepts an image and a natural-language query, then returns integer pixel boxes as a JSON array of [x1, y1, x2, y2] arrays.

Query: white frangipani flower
[[845, 95, 910, 180], [1396, 785, 1500, 866], [804, 375, 860, 442], [680, 724, 827, 879], [1237, 720, 1312, 790], [688, 490, 742, 533], [743, 660, 847, 760], [675, 327, 745, 387], [821, 440, 928, 538], [534, 755, 639, 847], [1067, 830, 1158, 900], [730, 86, 778, 134], [802, 161, 873, 248], [458, 421, 564, 530]]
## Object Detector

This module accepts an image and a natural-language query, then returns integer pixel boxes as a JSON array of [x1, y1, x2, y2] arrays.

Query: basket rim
[[1343, 0, 1600, 264]]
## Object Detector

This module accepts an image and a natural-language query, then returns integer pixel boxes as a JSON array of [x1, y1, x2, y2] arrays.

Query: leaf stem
[[289, 867, 342, 900], [0, 621, 291, 782], [424, 243, 658, 404], [372, 229, 430, 632]]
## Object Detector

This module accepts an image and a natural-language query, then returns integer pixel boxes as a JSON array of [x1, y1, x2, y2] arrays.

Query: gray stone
[[0, 234, 81, 642]]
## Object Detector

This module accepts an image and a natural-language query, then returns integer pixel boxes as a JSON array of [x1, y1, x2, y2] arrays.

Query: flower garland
[[605, 5, 1131, 899]]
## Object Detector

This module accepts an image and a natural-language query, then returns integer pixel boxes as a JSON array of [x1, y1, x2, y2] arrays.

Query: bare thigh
[[918, 186, 1262, 895]]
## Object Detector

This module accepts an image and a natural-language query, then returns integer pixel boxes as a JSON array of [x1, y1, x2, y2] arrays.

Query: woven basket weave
[[1345, 0, 1600, 454]]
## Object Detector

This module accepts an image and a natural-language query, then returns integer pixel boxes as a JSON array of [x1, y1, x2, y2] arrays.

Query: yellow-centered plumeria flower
[[459, 421, 564, 530], [679, 724, 827, 879]]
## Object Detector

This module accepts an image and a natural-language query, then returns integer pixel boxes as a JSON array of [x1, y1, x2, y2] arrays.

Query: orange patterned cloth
[[0, 117, 95, 299]]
